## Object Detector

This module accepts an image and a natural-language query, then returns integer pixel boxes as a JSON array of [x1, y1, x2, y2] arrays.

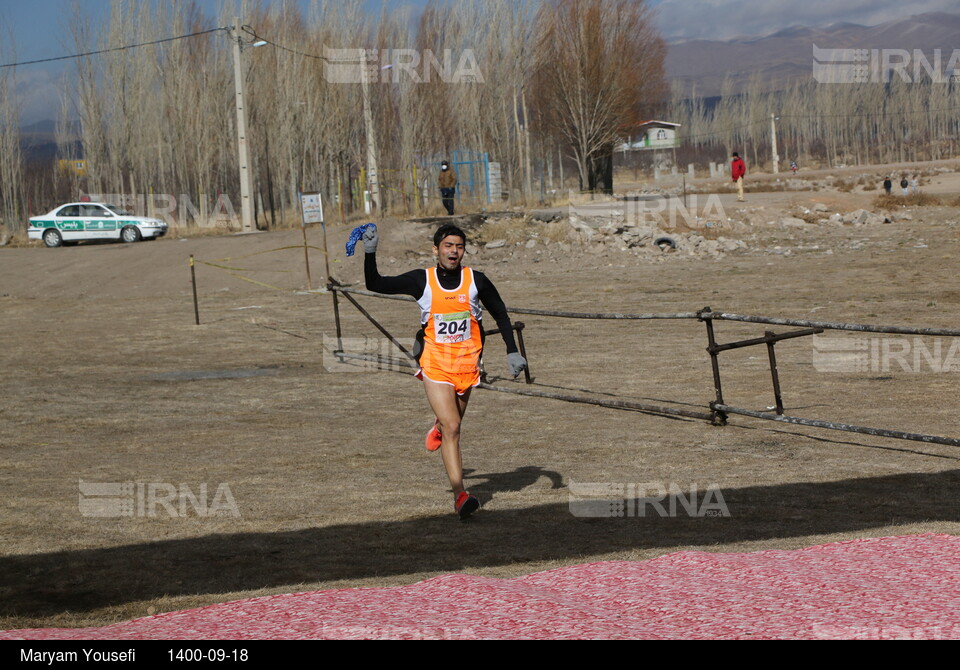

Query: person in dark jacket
[[438, 160, 457, 215]]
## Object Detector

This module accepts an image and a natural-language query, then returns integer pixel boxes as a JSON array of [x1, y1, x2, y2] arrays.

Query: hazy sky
[[653, 0, 960, 40], [2, 0, 957, 124]]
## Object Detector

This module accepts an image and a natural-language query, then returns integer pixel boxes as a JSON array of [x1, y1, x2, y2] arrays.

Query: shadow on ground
[[2, 468, 958, 618]]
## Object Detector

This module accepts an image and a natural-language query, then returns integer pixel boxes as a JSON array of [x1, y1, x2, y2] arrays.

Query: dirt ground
[[2, 162, 960, 631]]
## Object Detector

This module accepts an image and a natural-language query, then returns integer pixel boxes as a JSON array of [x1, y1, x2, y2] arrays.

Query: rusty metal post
[[335, 286, 417, 362], [708, 327, 823, 352], [700, 307, 727, 425], [514, 321, 533, 384], [329, 278, 344, 359], [765, 330, 784, 415], [190, 255, 200, 325], [301, 225, 313, 290]]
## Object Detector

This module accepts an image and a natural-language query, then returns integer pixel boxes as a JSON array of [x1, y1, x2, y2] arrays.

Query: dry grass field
[[2, 168, 960, 631]]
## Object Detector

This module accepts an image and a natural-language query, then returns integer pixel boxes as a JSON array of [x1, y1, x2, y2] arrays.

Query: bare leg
[[423, 380, 471, 495]]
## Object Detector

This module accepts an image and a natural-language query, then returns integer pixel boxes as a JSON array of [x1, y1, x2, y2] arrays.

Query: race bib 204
[[434, 311, 472, 343]]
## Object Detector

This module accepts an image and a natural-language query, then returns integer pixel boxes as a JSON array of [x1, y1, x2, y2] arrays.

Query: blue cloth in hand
[[346, 223, 377, 257]]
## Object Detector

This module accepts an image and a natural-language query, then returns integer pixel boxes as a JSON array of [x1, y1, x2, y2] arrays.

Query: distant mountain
[[18, 119, 81, 163], [667, 11, 960, 97], [20, 119, 58, 135]]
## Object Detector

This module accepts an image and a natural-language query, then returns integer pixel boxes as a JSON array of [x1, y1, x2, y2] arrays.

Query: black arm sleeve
[[475, 271, 519, 354], [364, 252, 425, 298]]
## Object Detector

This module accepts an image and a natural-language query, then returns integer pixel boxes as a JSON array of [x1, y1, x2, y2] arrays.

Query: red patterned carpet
[[4, 534, 958, 640]]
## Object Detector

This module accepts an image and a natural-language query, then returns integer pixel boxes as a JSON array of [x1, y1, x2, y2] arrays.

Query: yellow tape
[[198, 260, 293, 274], [193, 242, 337, 293], [209, 244, 328, 263], [220, 271, 291, 292]]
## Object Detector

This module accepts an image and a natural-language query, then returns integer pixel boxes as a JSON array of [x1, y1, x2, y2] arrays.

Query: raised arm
[[364, 251, 425, 298]]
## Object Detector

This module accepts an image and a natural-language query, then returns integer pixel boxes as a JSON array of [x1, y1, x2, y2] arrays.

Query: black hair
[[433, 224, 467, 247]]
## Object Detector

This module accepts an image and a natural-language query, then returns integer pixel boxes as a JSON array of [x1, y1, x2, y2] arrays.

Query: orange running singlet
[[415, 267, 483, 394]]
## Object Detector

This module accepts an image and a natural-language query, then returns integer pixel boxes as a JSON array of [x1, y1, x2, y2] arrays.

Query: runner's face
[[434, 235, 465, 270]]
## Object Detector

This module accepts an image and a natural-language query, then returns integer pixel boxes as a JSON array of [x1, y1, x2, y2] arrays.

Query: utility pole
[[231, 17, 255, 232], [770, 113, 780, 175], [361, 50, 382, 215]]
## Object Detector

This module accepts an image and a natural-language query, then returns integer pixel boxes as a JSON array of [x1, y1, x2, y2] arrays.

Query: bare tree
[[668, 74, 960, 171], [0, 59, 24, 234], [26, 0, 960, 235], [532, 0, 667, 194]]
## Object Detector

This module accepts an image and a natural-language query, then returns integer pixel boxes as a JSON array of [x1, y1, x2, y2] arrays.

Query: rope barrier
[[187, 257, 960, 449], [191, 270, 960, 337], [332, 286, 701, 319], [509, 307, 702, 320], [332, 286, 960, 334], [701, 311, 960, 337], [326, 284, 960, 450]]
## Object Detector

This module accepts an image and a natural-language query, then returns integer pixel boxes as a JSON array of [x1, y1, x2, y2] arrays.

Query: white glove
[[507, 352, 527, 378], [362, 225, 379, 254]]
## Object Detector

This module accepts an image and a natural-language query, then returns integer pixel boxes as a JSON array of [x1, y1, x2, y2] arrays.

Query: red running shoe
[[454, 491, 480, 520], [425, 418, 442, 452]]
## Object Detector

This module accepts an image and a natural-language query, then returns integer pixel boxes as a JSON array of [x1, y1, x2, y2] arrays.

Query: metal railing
[[327, 281, 960, 449]]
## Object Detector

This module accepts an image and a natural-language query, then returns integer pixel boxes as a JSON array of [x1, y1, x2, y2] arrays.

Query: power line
[[675, 120, 768, 143], [780, 106, 960, 121], [0, 27, 227, 69], [240, 25, 329, 61], [240, 25, 378, 65]]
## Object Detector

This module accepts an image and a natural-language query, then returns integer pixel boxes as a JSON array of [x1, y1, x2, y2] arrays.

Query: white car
[[28, 202, 168, 247]]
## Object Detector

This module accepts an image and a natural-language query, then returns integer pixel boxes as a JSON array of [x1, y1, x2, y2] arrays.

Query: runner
[[360, 223, 527, 519]]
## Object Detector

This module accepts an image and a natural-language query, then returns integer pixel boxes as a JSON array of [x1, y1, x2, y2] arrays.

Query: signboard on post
[[299, 190, 333, 289], [300, 191, 324, 226], [298, 191, 325, 291]]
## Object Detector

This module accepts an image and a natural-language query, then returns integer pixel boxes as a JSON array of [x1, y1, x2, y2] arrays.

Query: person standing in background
[[439, 160, 457, 215], [731, 152, 746, 202]]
